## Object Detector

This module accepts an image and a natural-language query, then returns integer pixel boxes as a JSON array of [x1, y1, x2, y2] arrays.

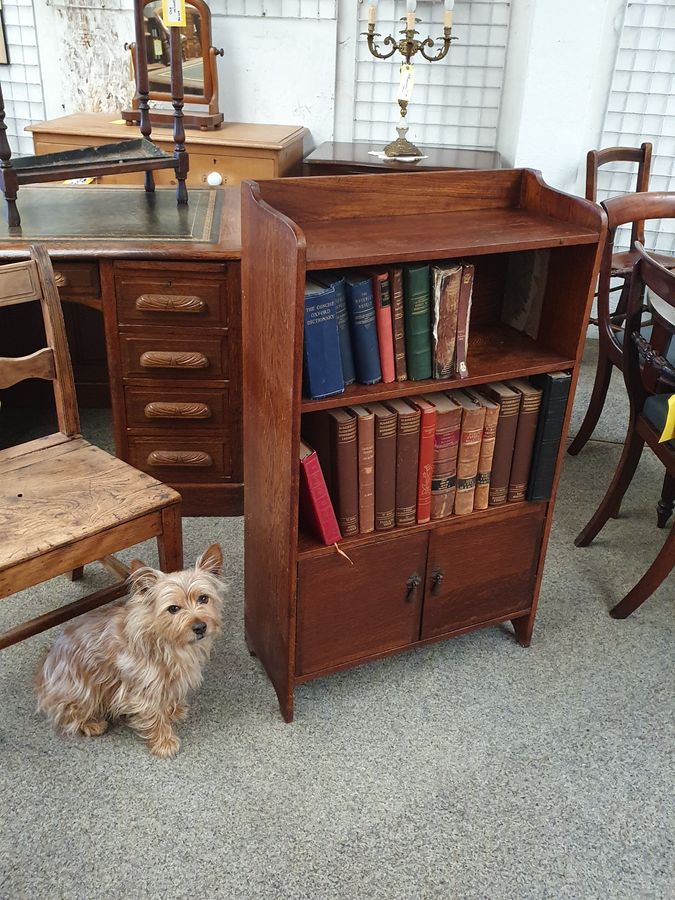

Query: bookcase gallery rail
[[242, 169, 606, 722]]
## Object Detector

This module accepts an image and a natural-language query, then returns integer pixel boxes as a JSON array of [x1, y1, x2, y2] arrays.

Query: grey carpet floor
[[0, 341, 673, 900]]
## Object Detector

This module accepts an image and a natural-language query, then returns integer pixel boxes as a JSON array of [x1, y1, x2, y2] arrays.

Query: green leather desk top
[[0, 185, 240, 260]]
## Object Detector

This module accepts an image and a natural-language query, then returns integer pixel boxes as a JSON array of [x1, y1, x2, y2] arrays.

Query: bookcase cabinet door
[[421, 506, 546, 640], [296, 532, 428, 677]]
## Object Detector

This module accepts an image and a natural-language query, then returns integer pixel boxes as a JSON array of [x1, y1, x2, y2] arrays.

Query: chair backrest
[[623, 242, 675, 421], [0, 244, 79, 437], [596, 192, 675, 346], [586, 142, 652, 248]]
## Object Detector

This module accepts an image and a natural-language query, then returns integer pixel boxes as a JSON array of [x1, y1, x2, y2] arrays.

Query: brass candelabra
[[363, 3, 457, 158]]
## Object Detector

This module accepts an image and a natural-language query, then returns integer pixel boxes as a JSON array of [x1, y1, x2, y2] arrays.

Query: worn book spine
[[507, 383, 544, 502], [527, 372, 572, 501], [371, 403, 397, 530], [372, 271, 396, 384], [389, 267, 408, 381], [454, 264, 475, 379], [299, 445, 342, 545], [349, 406, 375, 534], [331, 277, 356, 385], [432, 264, 462, 378], [429, 401, 462, 519], [486, 391, 522, 506], [329, 410, 359, 537], [454, 400, 485, 516], [409, 397, 436, 524], [473, 400, 499, 511], [303, 282, 344, 400], [345, 276, 382, 385], [387, 400, 421, 526], [403, 263, 432, 380]]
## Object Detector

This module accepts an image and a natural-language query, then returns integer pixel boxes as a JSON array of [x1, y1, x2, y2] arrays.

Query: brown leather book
[[389, 267, 408, 381], [348, 405, 375, 533], [464, 389, 500, 511], [505, 379, 544, 502], [448, 390, 485, 516], [367, 402, 397, 531], [479, 382, 522, 506], [431, 263, 462, 378], [385, 398, 421, 526], [454, 263, 475, 379], [422, 392, 462, 519], [302, 409, 358, 537]]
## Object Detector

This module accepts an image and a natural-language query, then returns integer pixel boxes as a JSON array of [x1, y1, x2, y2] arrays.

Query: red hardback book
[[299, 440, 341, 545], [370, 270, 396, 383], [422, 392, 462, 519], [409, 396, 437, 524]]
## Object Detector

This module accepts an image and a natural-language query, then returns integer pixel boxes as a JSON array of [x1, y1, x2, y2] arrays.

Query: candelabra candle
[[362, 2, 458, 158]]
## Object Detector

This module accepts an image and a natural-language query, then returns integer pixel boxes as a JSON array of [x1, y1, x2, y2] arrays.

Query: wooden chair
[[575, 242, 675, 618], [0, 245, 183, 650], [568, 143, 675, 455]]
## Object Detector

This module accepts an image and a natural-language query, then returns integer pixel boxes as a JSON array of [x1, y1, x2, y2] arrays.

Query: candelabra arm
[[419, 28, 455, 63], [362, 24, 399, 60]]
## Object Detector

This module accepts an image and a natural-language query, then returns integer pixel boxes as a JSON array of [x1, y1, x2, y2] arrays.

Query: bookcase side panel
[[537, 245, 600, 361], [242, 182, 306, 722]]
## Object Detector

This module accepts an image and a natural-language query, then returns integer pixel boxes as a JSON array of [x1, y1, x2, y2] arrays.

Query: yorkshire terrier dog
[[35, 544, 226, 758]]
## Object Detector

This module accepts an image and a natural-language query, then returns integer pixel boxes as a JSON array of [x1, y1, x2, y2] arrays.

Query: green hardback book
[[403, 263, 432, 380]]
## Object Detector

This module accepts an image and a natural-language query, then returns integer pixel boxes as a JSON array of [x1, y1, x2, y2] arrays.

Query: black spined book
[[526, 371, 572, 501]]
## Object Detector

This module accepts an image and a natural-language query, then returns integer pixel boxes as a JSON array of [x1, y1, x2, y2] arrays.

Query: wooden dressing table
[[0, 184, 243, 516]]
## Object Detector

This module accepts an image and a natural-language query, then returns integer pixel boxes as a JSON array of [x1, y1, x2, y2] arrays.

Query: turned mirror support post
[[0, 82, 20, 227], [169, 24, 189, 205], [132, 0, 156, 193]]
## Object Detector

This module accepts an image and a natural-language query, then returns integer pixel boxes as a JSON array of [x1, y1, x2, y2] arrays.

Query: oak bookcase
[[241, 169, 605, 722]]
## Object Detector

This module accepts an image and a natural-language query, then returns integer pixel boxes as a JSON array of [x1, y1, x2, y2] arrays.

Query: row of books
[[299, 371, 572, 545], [303, 261, 475, 400]]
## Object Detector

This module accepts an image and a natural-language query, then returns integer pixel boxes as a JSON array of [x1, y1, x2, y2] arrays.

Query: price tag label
[[398, 63, 415, 102], [162, 0, 186, 27], [659, 394, 675, 443]]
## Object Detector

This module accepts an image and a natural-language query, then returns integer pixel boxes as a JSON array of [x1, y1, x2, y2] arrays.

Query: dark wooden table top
[[0, 184, 242, 259], [304, 141, 502, 173]]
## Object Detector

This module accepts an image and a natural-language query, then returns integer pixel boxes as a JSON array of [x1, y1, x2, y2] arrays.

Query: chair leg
[[157, 504, 183, 573], [567, 351, 614, 456], [575, 430, 644, 548], [657, 473, 675, 529], [610, 525, 674, 619]]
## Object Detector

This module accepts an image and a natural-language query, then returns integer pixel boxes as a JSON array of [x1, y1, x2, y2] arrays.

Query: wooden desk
[[303, 141, 502, 176], [28, 114, 307, 189], [0, 185, 243, 517]]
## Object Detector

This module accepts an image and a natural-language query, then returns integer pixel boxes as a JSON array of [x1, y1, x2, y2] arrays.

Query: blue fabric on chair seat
[[643, 394, 675, 449], [616, 326, 675, 365]]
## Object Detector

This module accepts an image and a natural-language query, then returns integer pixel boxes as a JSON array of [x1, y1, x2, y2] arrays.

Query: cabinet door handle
[[136, 294, 206, 314], [147, 450, 213, 467], [140, 351, 209, 370], [144, 401, 212, 419], [405, 572, 422, 602], [431, 569, 445, 595]]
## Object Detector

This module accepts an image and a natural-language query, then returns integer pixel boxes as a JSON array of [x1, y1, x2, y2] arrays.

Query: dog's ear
[[128, 561, 161, 594], [196, 543, 223, 576]]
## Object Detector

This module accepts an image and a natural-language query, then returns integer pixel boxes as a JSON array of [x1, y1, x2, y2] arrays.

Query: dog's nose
[[192, 621, 207, 638]]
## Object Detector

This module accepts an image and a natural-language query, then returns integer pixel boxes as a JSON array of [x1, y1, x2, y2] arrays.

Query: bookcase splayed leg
[[242, 169, 605, 722]]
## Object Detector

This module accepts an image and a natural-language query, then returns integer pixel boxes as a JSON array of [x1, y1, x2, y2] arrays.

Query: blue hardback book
[[303, 280, 345, 400], [311, 274, 356, 384], [344, 273, 382, 385]]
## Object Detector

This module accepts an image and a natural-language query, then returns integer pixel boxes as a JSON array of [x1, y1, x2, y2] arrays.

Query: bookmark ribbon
[[659, 394, 675, 443]]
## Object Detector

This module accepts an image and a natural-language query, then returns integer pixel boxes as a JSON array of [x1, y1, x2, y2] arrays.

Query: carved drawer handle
[[140, 351, 209, 370], [144, 401, 212, 419], [54, 271, 68, 288], [136, 294, 206, 314], [147, 450, 213, 467]]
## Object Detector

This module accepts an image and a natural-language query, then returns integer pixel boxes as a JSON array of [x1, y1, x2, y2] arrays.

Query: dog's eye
[[197, 594, 209, 605], [166, 605, 181, 614]]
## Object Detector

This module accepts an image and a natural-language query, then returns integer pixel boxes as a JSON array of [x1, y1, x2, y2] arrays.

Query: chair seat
[[612, 248, 675, 279], [0, 434, 180, 574], [616, 325, 675, 366], [643, 395, 675, 450]]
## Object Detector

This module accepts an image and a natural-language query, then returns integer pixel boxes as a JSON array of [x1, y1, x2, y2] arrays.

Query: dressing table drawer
[[114, 262, 229, 326], [125, 386, 228, 429], [127, 436, 230, 481], [119, 333, 228, 379]]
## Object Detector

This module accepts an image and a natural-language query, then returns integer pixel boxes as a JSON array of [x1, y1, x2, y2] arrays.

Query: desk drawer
[[120, 333, 228, 380], [127, 436, 230, 481], [115, 264, 228, 326], [125, 386, 228, 429], [53, 262, 101, 301]]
